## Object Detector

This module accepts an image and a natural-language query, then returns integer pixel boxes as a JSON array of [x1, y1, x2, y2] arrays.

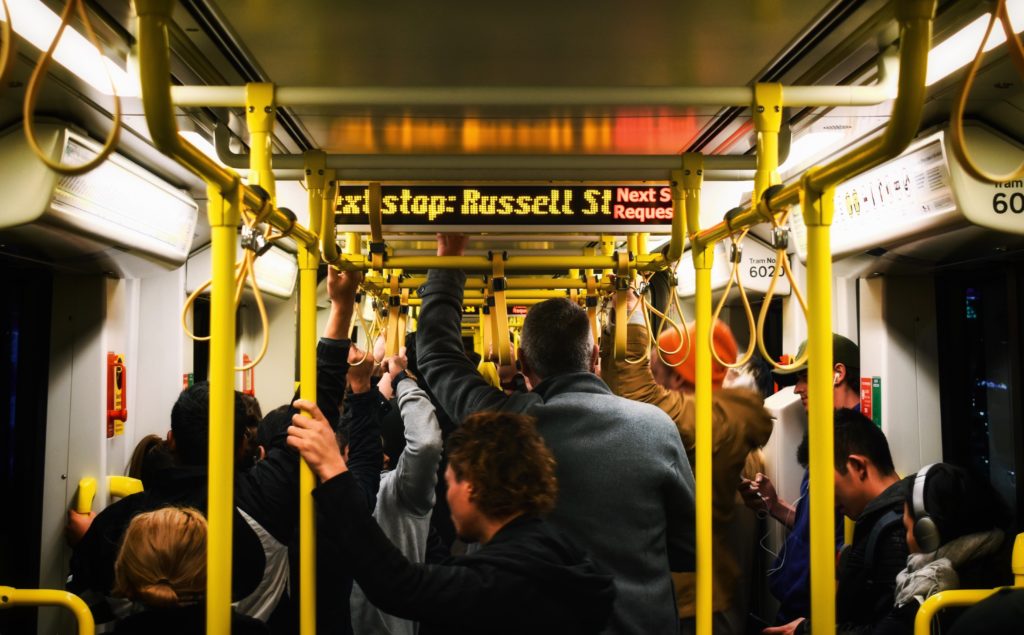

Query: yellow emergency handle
[[108, 475, 144, 499], [75, 477, 96, 514], [0, 586, 95, 635]]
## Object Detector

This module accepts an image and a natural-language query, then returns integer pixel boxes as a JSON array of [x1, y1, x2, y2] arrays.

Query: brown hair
[[447, 412, 558, 520], [113, 507, 207, 607], [126, 434, 165, 480]]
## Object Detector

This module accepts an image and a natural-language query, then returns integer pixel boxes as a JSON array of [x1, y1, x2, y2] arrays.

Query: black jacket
[[313, 472, 617, 635], [70, 339, 353, 624], [113, 604, 269, 634], [836, 479, 910, 632]]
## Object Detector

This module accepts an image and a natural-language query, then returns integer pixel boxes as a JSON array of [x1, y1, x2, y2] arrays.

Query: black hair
[[833, 408, 895, 476], [169, 382, 250, 466], [520, 298, 593, 379], [841, 365, 861, 394], [907, 463, 1009, 546], [257, 404, 294, 452]]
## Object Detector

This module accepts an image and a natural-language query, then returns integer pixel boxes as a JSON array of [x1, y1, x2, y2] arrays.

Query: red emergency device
[[106, 352, 127, 438]]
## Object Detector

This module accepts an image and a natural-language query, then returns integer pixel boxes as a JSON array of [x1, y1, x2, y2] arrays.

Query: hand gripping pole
[[613, 251, 631, 362], [385, 274, 402, 357]]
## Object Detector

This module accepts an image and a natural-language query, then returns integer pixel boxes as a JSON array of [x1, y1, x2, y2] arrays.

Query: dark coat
[[836, 479, 910, 630], [313, 471, 616, 635], [416, 269, 695, 635], [113, 604, 269, 635], [70, 339, 358, 625]]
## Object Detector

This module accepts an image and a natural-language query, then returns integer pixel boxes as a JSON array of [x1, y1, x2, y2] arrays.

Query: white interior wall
[[858, 276, 943, 475], [134, 266, 191, 444], [238, 294, 298, 413]]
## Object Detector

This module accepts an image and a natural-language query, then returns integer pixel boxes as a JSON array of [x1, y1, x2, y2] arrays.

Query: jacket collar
[[531, 372, 613, 401], [860, 478, 907, 520]]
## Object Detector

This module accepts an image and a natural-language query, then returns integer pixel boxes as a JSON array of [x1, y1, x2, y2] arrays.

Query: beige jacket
[[602, 323, 774, 616]]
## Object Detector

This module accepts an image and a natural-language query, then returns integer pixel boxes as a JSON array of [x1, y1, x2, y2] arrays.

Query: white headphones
[[911, 463, 941, 552]]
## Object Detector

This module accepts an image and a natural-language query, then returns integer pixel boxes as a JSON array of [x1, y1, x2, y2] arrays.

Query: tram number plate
[[334, 184, 674, 228]]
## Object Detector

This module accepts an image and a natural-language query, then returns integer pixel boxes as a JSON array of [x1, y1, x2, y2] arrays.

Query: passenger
[[947, 588, 1024, 635], [67, 267, 363, 627], [111, 507, 268, 634], [738, 332, 860, 626], [766, 409, 909, 634], [125, 433, 173, 488], [415, 233, 695, 635], [600, 301, 773, 635], [288, 406, 616, 634], [349, 348, 444, 635], [869, 463, 1012, 634]]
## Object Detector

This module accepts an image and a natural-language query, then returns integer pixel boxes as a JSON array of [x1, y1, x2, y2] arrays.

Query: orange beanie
[[657, 319, 739, 388]]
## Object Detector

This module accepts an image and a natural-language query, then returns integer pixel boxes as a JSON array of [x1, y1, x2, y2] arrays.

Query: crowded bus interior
[[2, 0, 1024, 633]]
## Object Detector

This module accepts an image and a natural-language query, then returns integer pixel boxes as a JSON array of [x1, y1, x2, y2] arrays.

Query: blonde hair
[[113, 507, 207, 607]]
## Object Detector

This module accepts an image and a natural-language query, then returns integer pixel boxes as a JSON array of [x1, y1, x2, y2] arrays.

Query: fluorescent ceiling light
[[179, 131, 228, 168], [926, 0, 1024, 86], [1, 0, 138, 97], [779, 131, 846, 173]]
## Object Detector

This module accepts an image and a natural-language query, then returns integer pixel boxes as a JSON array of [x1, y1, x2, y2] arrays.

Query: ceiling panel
[[207, 0, 836, 154]]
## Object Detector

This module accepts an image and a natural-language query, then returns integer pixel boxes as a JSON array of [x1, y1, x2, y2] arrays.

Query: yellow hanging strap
[[949, 0, 1024, 184], [710, 227, 757, 368], [613, 251, 631, 362], [480, 291, 494, 360], [585, 274, 599, 343], [23, 0, 121, 176], [385, 274, 402, 357], [757, 214, 810, 371], [368, 182, 386, 270], [489, 252, 512, 366], [397, 288, 410, 344]]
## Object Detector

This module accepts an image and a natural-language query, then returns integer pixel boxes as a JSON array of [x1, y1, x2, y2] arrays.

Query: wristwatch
[[392, 369, 415, 386]]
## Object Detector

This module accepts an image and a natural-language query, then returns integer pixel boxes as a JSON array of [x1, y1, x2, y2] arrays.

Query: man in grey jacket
[[350, 350, 444, 635], [414, 234, 696, 635]]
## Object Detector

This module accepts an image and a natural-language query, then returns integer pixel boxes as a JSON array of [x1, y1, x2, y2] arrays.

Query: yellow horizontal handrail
[[694, 0, 935, 249], [332, 254, 668, 273], [134, 0, 316, 249], [169, 53, 896, 108], [0, 586, 95, 635], [914, 589, 1001, 635]]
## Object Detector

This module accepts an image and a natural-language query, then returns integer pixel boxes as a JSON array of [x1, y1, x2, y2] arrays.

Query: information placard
[[334, 184, 674, 232]]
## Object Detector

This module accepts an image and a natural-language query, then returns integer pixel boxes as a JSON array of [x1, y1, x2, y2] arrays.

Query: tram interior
[[1, 0, 1024, 633]]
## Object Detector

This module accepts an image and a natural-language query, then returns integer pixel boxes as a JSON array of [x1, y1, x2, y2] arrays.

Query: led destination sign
[[334, 184, 674, 230]]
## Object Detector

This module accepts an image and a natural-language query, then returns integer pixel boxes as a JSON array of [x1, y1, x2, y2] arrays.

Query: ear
[[165, 430, 176, 452], [588, 343, 599, 373], [834, 363, 847, 385], [517, 347, 530, 374], [847, 455, 869, 480], [258, 446, 267, 462]]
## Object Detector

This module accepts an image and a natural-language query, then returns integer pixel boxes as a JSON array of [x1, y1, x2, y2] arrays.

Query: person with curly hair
[[289, 405, 616, 634]]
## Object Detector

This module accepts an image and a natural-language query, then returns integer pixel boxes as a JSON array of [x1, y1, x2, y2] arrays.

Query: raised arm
[[388, 356, 443, 515], [341, 349, 384, 511], [415, 234, 513, 421], [601, 315, 695, 448], [318, 267, 363, 427]]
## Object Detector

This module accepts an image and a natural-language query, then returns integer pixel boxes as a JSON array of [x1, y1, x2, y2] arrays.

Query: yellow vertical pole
[[245, 83, 277, 202], [752, 83, 783, 202], [299, 155, 326, 635], [802, 174, 836, 635], [681, 153, 712, 635], [205, 183, 241, 634], [637, 233, 648, 256]]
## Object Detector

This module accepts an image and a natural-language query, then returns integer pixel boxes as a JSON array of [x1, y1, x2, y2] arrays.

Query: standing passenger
[[289, 407, 616, 634], [350, 349, 444, 635], [111, 507, 268, 634], [600, 299, 773, 635], [738, 333, 860, 626], [415, 234, 696, 634]]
